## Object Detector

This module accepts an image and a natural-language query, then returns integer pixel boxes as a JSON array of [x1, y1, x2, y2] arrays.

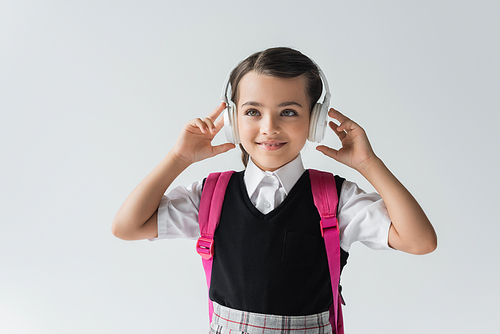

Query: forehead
[[237, 71, 309, 106]]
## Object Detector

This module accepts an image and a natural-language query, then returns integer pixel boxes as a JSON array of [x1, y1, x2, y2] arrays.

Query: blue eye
[[245, 109, 260, 116], [281, 109, 298, 117]]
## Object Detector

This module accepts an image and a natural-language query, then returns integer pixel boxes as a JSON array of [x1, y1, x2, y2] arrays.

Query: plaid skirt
[[209, 302, 332, 334]]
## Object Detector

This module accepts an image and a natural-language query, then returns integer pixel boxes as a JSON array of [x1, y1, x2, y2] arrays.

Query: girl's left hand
[[318, 109, 437, 255], [316, 108, 378, 172]]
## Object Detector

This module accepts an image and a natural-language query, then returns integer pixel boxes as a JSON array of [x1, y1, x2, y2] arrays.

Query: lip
[[256, 141, 286, 151]]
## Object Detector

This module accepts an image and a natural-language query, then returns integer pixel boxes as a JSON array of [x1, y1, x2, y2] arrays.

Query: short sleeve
[[148, 180, 203, 241], [337, 180, 392, 252]]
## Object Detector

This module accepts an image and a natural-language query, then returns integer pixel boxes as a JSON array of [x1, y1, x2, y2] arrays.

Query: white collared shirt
[[244, 156, 305, 214], [154, 155, 392, 252]]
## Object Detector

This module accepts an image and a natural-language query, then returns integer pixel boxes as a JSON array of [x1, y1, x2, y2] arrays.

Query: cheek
[[236, 120, 256, 148], [236, 118, 248, 138], [292, 120, 310, 137]]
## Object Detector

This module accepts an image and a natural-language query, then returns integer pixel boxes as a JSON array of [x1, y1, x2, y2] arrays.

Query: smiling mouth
[[256, 141, 286, 150]]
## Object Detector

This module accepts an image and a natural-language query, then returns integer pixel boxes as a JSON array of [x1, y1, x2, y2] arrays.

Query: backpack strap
[[196, 171, 234, 323], [309, 169, 344, 334]]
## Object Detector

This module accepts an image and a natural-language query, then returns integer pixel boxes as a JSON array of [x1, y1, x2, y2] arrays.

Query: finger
[[328, 108, 350, 123], [316, 145, 340, 161], [192, 118, 210, 133], [329, 121, 346, 141], [214, 112, 225, 131], [207, 102, 227, 122], [329, 108, 363, 134], [212, 143, 236, 156], [202, 117, 217, 133], [337, 119, 364, 135]]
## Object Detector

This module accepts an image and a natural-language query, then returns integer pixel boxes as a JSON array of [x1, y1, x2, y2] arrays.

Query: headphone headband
[[221, 59, 331, 109], [220, 70, 233, 104]]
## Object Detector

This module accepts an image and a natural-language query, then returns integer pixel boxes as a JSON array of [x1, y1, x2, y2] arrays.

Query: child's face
[[236, 71, 311, 171]]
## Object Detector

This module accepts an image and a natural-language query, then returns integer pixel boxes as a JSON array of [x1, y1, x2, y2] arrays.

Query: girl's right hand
[[172, 102, 236, 165], [112, 102, 234, 241]]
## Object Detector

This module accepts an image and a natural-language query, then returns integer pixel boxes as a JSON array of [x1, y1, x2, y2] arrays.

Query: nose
[[260, 114, 281, 135]]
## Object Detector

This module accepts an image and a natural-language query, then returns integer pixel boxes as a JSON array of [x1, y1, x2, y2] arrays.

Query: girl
[[112, 47, 437, 333]]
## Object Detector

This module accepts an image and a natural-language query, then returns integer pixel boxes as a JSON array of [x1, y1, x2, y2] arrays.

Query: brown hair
[[227, 47, 323, 167]]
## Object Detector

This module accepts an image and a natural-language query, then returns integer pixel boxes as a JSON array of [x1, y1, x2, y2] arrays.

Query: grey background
[[1, 0, 498, 333]]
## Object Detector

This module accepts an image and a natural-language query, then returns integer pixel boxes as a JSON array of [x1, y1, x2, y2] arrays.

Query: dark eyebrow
[[240, 101, 303, 108], [240, 101, 263, 107], [278, 101, 303, 108]]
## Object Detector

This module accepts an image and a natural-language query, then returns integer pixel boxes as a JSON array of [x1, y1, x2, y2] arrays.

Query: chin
[[253, 158, 290, 171]]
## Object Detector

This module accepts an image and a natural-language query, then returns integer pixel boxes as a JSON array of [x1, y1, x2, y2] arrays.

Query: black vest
[[208, 170, 348, 316]]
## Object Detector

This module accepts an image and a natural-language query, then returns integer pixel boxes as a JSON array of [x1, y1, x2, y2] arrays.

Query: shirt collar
[[244, 154, 305, 198]]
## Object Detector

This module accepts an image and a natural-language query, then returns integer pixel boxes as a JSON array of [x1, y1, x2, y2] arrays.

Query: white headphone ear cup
[[308, 103, 322, 142], [223, 107, 234, 144], [224, 103, 240, 145], [230, 104, 240, 144], [316, 103, 329, 142], [308, 103, 329, 142]]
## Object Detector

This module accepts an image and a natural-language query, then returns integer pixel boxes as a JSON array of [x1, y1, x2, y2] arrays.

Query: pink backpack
[[196, 169, 345, 334]]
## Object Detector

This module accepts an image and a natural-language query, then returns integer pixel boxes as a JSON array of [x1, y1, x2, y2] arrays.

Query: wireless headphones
[[220, 58, 331, 145]]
